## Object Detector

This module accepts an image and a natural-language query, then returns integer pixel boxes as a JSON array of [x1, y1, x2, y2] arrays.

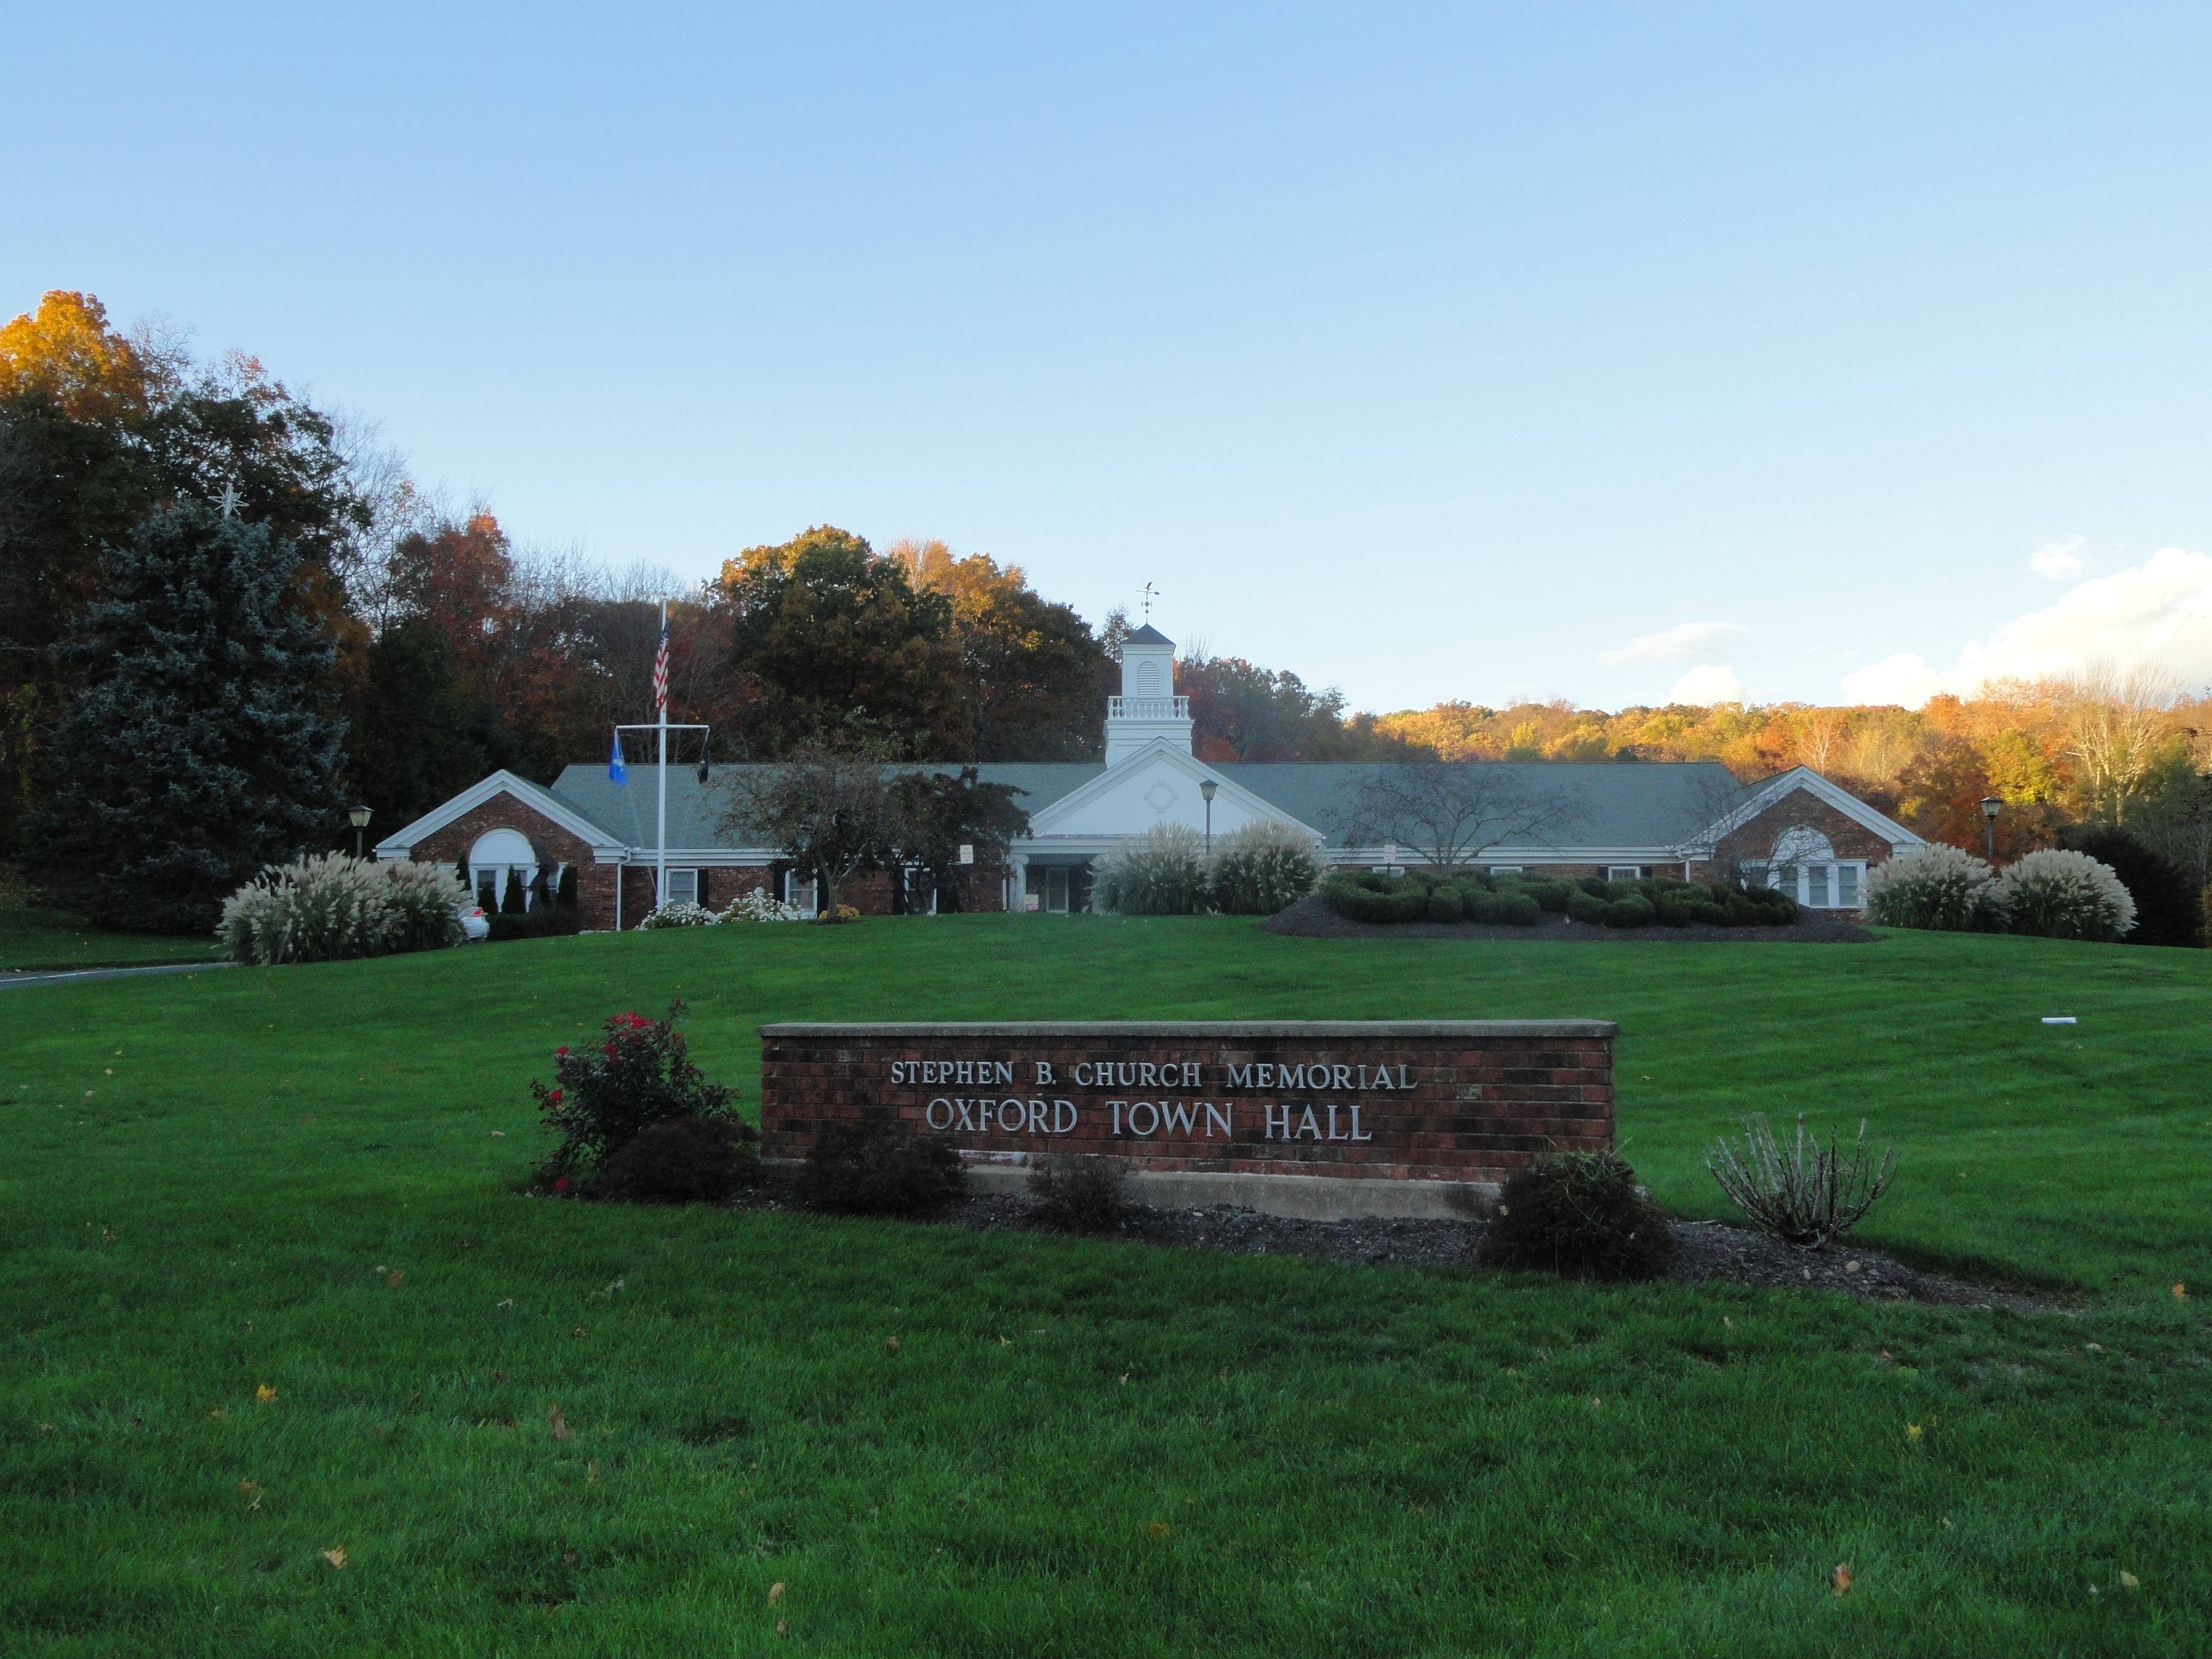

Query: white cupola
[[1105, 624, 1194, 763]]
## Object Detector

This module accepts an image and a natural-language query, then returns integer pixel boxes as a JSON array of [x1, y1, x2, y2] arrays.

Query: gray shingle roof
[[545, 758, 1751, 852], [1217, 761, 1750, 848]]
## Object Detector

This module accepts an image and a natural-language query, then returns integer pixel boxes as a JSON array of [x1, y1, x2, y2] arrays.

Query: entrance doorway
[[1043, 867, 1071, 913]]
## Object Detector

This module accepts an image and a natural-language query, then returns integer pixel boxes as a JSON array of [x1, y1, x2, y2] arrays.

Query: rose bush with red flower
[[531, 999, 755, 1192]]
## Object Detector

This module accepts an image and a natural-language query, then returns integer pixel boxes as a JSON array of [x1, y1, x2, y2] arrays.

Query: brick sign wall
[[758, 1021, 1616, 1185]]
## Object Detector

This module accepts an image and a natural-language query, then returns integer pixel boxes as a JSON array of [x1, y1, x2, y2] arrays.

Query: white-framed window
[[1764, 860, 1867, 909], [781, 870, 818, 916], [1488, 866, 1523, 877], [662, 868, 699, 907], [1044, 866, 1071, 913], [1606, 865, 1642, 882], [902, 866, 937, 914]]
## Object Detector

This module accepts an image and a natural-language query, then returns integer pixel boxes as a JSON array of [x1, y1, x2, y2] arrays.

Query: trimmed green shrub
[[1996, 848, 2136, 942], [1027, 1153, 1135, 1232], [1602, 896, 1654, 928], [1323, 875, 1430, 924], [1426, 887, 1465, 922], [1524, 880, 1574, 913], [1094, 823, 1209, 915], [1565, 888, 1610, 925], [796, 1120, 967, 1216], [594, 1114, 758, 1203], [1206, 821, 1324, 915], [499, 875, 526, 916], [1477, 1151, 1675, 1280], [1467, 890, 1541, 926], [555, 865, 580, 910], [533, 1001, 737, 1180]]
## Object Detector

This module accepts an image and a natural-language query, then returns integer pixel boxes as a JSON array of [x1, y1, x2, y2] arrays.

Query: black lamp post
[[349, 804, 373, 860], [1199, 778, 1218, 856], [1979, 795, 2001, 862]]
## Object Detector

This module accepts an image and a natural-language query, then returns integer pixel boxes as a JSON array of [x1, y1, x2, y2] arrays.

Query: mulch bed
[[961, 1195, 2054, 1309], [1262, 892, 1879, 944], [735, 1173, 2057, 1310]]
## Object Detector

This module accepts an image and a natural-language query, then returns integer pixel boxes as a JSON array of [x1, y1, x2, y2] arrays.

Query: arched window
[[469, 828, 540, 908], [1758, 826, 1864, 910]]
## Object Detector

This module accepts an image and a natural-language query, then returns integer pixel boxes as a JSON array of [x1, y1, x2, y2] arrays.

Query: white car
[[457, 903, 491, 943]]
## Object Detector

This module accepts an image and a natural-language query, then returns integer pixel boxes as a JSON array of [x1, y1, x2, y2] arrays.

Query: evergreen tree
[[26, 503, 346, 932]]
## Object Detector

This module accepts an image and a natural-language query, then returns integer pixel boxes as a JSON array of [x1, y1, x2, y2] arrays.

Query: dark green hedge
[[1324, 869, 1800, 929]]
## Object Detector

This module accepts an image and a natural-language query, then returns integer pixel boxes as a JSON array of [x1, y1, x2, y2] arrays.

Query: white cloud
[[1669, 665, 1745, 705], [1841, 546, 2212, 706], [2029, 537, 2086, 581], [1600, 621, 1751, 665]]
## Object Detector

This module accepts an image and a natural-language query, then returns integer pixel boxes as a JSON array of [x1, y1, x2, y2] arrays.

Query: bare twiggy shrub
[[1706, 1115, 1895, 1248], [1027, 1154, 1134, 1232]]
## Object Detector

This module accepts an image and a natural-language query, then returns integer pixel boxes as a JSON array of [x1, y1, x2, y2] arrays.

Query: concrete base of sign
[[960, 1162, 1499, 1221], [765, 1160, 1498, 1219]]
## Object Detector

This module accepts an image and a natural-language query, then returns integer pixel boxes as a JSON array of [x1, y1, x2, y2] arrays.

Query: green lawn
[[4, 919, 2208, 1654], [0, 906, 226, 972]]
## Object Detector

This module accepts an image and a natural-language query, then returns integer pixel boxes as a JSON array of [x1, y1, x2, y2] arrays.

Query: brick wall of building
[[759, 1020, 1615, 1184], [1717, 785, 1897, 870]]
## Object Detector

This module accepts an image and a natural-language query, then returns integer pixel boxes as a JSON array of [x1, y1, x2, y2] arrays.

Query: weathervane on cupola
[[1104, 587, 1193, 764]]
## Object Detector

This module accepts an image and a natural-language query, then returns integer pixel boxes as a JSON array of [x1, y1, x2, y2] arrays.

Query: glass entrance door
[[1044, 867, 1070, 913]]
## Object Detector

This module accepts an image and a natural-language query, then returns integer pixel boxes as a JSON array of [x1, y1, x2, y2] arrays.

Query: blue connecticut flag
[[608, 731, 627, 785]]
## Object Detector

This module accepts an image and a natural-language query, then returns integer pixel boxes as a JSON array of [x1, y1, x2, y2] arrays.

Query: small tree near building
[[1331, 763, 1586, 870], [724, 741, 901, 917], [26, 503, 345, 932], [888, 765, 1030, 911]]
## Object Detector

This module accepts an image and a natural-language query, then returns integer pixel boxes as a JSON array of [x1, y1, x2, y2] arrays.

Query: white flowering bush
[[1206, 820, 1324, 914], [1864, 843, 2004, 931], [1093, 823, 1209, 915], [720, 889, 811, 923], [637, 901, 721, 929], [1996, 848, 2136, 942], [219, 854, 467, 965]]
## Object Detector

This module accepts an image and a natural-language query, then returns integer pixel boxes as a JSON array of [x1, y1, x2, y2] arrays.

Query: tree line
[[7, 288, 2207, 930]]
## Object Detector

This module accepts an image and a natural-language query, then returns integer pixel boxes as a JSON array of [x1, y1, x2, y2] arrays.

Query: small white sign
[[958, 843, 975, 865], [2040, 1016, 2077, 1025]]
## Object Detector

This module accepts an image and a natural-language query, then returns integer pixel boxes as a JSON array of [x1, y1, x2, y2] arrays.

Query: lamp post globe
[[348, 804, 373, 860], [1979, 795, 2001, 862]]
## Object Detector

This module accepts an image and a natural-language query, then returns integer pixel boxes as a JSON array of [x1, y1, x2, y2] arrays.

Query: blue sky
[[9, 4, 2212, 713]]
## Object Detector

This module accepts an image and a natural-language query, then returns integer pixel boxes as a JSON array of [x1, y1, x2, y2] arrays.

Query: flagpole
[[655, 600, 669, 908]]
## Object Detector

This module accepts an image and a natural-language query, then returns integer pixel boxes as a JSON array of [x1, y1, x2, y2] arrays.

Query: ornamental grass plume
[[1206, 820, 1324, 915], [1093, 823, 1208, 914], [1863, 843, 2003, 932], [1706, 1113, 1895, 1248], [1994, 847, 2136, 942], [218, 853, 467, 964]]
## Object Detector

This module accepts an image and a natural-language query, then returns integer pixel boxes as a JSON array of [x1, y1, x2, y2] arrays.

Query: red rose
[[552, 1176, 570, 1192], [555, 1046, 569, 1056], [548, 1089, 563, 1105]]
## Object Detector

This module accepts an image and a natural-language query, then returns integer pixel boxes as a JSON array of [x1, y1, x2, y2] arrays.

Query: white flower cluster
[[636, 901, 722, 929], [719, 888, 811, 923]]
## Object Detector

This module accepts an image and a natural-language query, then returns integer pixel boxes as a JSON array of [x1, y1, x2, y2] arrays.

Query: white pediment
[[1027, 741, 1318, 844]]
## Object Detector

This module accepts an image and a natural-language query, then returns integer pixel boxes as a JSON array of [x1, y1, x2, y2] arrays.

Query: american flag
[[651, 610, 670, 716]]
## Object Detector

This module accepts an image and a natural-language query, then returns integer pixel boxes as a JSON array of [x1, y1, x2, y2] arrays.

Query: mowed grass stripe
[[3, 919, 2208, 1653]]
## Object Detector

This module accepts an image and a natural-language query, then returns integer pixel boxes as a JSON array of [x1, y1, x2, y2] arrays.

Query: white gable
[[1027, 741, 1317, 846]]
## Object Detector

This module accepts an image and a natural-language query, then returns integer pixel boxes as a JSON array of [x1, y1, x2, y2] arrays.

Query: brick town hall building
[[376, 625, 1921, 926]]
